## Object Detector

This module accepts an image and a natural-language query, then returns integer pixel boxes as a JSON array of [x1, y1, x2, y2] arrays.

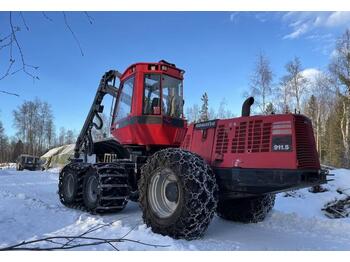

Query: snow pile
[[46, 167, 62, 173], [0, 163, 16, 170], [0, 168, 349, 250]]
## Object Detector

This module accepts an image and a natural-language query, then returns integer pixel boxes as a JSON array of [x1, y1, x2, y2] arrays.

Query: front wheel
[[139, 148, 218, 240]]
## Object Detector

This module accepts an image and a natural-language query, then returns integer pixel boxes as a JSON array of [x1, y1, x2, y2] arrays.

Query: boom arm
[[74, 70, 122, 159]]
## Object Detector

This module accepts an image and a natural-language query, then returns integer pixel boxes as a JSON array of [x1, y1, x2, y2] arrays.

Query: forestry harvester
[[58, 60, 327, 239]]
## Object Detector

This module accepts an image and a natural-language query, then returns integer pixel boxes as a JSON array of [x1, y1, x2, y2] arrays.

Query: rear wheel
[[217, 194, 275, 223], [83, 172, 100, 210], [58, 164, 83, 205], [82, 163, 129, 213], [139, 148, 218, 240]]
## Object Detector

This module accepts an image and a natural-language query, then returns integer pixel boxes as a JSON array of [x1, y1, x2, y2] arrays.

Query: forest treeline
[[0, 97, 109, 162], [0, 98, 78, 162], [1, 29, 350, 168]]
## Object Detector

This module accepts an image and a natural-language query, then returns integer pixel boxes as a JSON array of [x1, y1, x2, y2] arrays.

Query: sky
[[0, 11, 350, 137]]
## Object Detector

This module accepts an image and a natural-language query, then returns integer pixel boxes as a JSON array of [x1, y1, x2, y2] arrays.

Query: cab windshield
[[161, 75, 183, 118], [143, 74, 183, 118]]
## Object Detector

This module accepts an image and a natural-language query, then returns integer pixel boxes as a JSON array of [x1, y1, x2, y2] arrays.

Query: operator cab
[[111, 60, 187, 147]]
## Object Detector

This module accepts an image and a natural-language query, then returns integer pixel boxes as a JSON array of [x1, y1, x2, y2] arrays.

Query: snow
[[0, 162, 16, 170], [0, 167, 350, 250]]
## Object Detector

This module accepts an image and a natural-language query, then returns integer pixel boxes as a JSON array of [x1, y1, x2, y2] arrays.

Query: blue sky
[[1, 11, 350, 137]]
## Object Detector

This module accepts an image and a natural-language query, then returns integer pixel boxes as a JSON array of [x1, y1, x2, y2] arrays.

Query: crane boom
[[74, 70, 121, 159]]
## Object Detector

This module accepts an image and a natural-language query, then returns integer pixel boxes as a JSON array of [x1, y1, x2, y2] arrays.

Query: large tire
[[58, 162, 90, 206], [139, 148, 218, 240], [217, 194, 275, 223], [82, 163, 129, 213], [82, 170, 100, 211]]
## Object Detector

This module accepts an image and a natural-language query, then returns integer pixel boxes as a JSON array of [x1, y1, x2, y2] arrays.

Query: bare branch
[[0, 29, 19, 43], [19, 12, 30, 31], [0, 221, 170, 251], [0, 40, 12, 51], [0, 235, 170, 251], [0, 58, 15, 81], [41, 12, 53, 22], [8, 11, 39, 81], [0, 90, 19, 97], [60, 222, 112, 248], [83, 11, 94, 24], [63, 12, 84, 56], [1, 11, 90, 83], [120, 224, 138, 239]]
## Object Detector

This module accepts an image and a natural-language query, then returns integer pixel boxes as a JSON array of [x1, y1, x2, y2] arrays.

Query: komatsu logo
[[194, 120, 217, 130]]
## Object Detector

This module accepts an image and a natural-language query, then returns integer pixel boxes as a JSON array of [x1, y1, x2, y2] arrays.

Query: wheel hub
[[65, 173, 75, 198], [87, 176, 98, 203], [165, 182, 178, 202], [148, 168, 180, 218]]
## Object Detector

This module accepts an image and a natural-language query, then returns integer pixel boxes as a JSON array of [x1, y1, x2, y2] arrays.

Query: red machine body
[[61, 60, 327, 239], [110, 60, 320, 172], [180, 114, 322, 197], [181, 114, 320, 170], [105, 60, 325, 198], [111, 61, 187, 147]]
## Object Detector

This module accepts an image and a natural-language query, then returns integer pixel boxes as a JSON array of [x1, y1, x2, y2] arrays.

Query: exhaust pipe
[[241, 97, 254, 117]]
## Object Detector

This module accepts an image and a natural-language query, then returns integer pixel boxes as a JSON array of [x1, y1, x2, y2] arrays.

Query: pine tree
[[305, 95, 318, 127], [12, 140, 24, 161], [0, 121, 4, 140], [329, 29, 350, 167], [0, 121, 7, 162], [264, 102, 275, 115], [199, 92, 209, 122], [324, 95, 345, 167]]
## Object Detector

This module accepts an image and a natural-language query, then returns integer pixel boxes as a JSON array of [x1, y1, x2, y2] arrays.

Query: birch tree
[[249, 53, 273, 114], [329, 29, 350, 167], [281, 57, 308, 112]]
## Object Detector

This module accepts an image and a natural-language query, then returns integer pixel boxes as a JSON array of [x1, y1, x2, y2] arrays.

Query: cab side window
[[143, 74, 161, 115], [115, 76, 135, 121]]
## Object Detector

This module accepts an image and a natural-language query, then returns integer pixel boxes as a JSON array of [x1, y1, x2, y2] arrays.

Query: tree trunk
[[316, 106, 321, 159], [340, 100, 350, 167]]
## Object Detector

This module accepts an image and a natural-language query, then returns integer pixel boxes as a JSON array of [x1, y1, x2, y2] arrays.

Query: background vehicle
[[16, 154, 41, 171], [58, 60, 326, 240]]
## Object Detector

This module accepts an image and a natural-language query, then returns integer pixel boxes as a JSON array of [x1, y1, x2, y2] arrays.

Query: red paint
[[111, 61, 187, 146], [110, 60, 320, 172], [181, 114, 320, 170]]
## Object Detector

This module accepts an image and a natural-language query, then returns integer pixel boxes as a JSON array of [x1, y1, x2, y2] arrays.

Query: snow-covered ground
[[0, 167, 349, 250]]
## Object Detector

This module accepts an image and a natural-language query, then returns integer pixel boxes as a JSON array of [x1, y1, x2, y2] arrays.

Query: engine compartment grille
[[215, 125, 229, 154], [231, 121, 271, 153], [294, 116, 320, 169]]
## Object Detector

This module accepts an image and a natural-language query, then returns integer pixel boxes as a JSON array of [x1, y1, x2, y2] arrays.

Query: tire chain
[[58, 162, 91, 211], [59, 162, 129, 214], [139, 148, 219, 240], [87, 162, 129, 214], [217, 194, 276, 223]]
